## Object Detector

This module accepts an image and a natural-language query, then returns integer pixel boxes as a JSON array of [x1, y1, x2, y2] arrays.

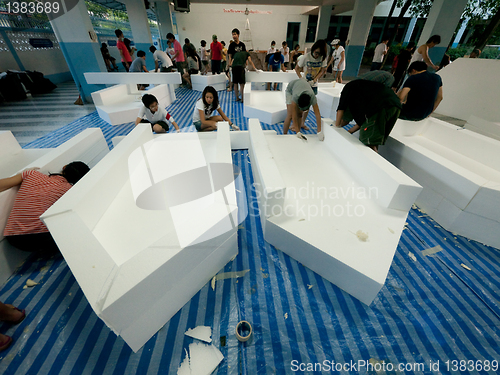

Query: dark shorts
[[202, 60, 209, 66], [211, 60, 221, 74], [188, 69, 199, 75], [176, 61, 187, 74], [141, 119, 169, 132], [160, 66, 173, 72], [122, 61, 131, 72], [193, 120, 202, 132], [344, 106, 400, 146], [370, 62, 383, 71], [232, 66, 246, 84], [284, 62, 289, 68], [6, 232, 58, 253]]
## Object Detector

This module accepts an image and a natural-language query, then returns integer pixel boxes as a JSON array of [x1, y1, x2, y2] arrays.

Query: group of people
[[336, 35, 444, 152], [124, 29, 443, 153]]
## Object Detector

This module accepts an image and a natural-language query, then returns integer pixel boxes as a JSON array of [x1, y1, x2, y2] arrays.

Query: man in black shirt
[[398, 61, 443, 121], [227, 28, 247, 101], [336, 79, 401, 152]]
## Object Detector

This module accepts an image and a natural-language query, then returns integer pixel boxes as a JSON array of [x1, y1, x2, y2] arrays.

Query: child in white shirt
[[192, 86, 239, 132], [135, 94, 180, 133]]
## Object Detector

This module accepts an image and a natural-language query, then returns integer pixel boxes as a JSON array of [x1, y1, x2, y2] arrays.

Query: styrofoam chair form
[[380, 117, 500, 249], [248, 119, 422, 305], [0, 128, 109, 286], [41, 124, 239, 352], [84, 72, 182, 126]]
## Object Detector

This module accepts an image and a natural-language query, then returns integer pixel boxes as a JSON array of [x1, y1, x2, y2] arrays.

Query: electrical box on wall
[[174, 0, 190, 12]]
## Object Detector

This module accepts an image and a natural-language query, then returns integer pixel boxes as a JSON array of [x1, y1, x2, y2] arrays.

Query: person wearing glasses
[[295, 39, 328, 130]]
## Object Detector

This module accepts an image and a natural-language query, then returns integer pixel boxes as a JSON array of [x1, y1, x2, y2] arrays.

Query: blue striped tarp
[[1, 87, 499, 375]]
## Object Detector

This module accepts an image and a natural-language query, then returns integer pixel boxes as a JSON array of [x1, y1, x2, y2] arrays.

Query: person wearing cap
[[210, 35, 223, 75], [327, 39, 346, 83], [283, 79, 324, 141]]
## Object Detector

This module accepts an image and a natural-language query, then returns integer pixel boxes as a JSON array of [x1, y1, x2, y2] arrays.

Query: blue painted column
[[315, 5, 333, 41], [155, 1, 175, 51], [344, 0, 378, 77], [403, 18, 417, 45], [122, 0, 154, 71], [49, 0, 107, 103], [417, 0, 468, 65]]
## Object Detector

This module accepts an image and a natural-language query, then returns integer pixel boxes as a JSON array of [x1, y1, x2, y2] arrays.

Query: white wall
[[0, 31, 71, 80], [174, 3, 310, 52]]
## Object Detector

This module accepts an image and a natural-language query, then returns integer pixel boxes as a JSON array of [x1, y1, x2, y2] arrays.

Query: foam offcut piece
[[188, 342, 224, 375], [185, 326, 212, 343]]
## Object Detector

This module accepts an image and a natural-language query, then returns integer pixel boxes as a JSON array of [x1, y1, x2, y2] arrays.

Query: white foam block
[[436, 58, 500, 122], [316, 84, 344, 119], [249, 119, 421, 305], [84, 72, 182, 85], [191, 74, 227, 92], [185, 326, 212, 343], [465, 115, 500, 141], [381, 117, 500, 249], [246, 71, 299, 83], [188, 342, 224, 375], [244, 90, 287, 125], [0, 128, 109, 286], [41, 125, 239, 352], [92, 84, 175, 126], [248, 120, 285, 233]]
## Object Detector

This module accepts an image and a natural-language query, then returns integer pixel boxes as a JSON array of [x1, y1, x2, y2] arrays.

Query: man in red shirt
[[1, 162, 89, 254], [115, 29, 132, 71], [167, 33, 187, 84], [210, 35, 223, 75]]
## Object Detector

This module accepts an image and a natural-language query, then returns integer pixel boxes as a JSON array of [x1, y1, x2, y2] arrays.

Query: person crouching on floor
[[135, 94, 180, 133], [192, 86, 239, 132], [335, 79, 401, 152], [283, 78, 324, 141]]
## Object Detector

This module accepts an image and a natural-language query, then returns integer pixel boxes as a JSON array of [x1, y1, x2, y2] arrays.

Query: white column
[[417, 0, 468, 63], [344, 0, 378, 77], [452, 17, 469, 47], [122, 0, 154, 70], [315, 5, 333, 41], [155, 1, 174, 51], [403, 18, 417, 45], [49, 0, 106, 103]]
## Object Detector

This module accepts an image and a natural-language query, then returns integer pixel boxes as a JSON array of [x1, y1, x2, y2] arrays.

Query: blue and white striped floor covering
[[1, 87, 499, 374]]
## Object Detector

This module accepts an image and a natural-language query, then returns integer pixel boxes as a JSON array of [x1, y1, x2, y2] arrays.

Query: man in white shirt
[[371, 38, 389, 71], [280, 41, 290, 69], [149, 46, 173, 72]]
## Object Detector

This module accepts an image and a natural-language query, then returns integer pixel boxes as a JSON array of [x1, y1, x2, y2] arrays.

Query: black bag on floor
[[0, 73, 27, 101], [26, 70, 57, 94]]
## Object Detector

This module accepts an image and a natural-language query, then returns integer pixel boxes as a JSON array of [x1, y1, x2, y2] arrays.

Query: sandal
[[3, 305, 25, 325], [0, 335, 12, 352]]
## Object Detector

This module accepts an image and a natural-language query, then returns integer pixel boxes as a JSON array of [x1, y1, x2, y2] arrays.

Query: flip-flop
[[0, 335, 12, 352], [3, 305, 25, 325], [296, 132, 308, 141]]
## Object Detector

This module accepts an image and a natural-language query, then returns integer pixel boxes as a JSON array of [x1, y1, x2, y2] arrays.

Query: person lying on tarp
[[0, 162, 90, 256]]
